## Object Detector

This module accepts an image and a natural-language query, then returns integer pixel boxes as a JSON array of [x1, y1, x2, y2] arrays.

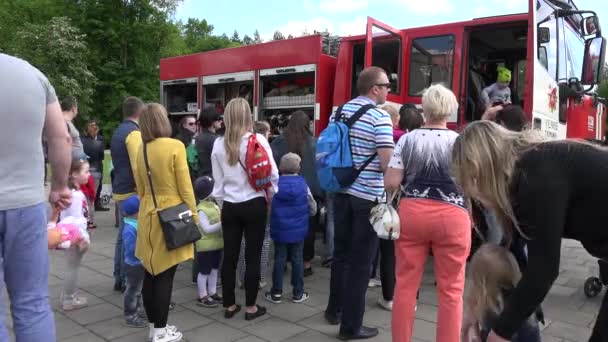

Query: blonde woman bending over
[[452, 121, 608, 342]]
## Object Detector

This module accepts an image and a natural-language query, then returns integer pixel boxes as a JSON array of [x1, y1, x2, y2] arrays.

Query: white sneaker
[[377, 298, 393, 311], [368, 278, 381, 288], [61, 294, 88, 311], [149, 325, 178, 341], [153, 326, 182, 342]]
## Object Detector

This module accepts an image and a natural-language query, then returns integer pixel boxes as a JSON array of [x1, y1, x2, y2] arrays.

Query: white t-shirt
[[60, 189, 89, 221], [211, 133, 279, 206]]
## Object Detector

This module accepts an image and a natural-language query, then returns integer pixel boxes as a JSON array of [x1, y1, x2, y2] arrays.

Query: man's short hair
[[198, 107, 221, 129], [496, 105, 527, 132], [122, 96, 145, 118], [60, 96, 78, 112], [356, 66, 386, 96]]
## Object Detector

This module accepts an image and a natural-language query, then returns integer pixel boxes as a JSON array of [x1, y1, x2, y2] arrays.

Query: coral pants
[[392, 199, 471, 342]]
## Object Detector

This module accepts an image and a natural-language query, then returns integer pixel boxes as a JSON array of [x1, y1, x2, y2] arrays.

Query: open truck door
[[531, 0, 607, 139], [364, 17, 406, 104]]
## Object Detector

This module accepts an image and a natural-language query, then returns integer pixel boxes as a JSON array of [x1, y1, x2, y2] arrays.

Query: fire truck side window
[[408, 35, 455, 96], [371, 26, 402, 94], [538, 18, 558, 79]]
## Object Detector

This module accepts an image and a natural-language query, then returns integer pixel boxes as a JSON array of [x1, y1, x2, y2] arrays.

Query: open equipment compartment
[[161, 77, 199, 115], [258, 64, 316, 136], [202, 71, 255, 113]]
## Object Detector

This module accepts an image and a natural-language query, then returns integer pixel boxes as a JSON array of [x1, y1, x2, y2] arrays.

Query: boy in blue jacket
[[121, 196, 146, 328], [265, 153, 317, 304]]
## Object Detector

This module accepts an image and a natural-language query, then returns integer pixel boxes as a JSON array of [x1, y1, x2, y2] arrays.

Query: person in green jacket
[[193, 176, 224, 308]]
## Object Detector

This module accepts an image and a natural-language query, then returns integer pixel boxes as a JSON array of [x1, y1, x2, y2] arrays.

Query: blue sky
[[175, 0, 607, 42]]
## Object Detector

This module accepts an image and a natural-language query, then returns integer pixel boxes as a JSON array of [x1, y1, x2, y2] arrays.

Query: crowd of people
[[1, 51, 608, 342]]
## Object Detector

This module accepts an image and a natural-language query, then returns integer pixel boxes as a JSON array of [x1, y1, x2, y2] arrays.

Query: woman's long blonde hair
[[452, 121, 544, 239], [466, 244, 521, 322], [223, 98, 253, 166]]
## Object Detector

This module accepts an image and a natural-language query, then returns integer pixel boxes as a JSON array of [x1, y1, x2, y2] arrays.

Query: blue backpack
[[316, 104, 377, 192]]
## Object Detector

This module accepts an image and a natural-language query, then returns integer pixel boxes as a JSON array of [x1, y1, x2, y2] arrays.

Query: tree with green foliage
[[231, 30, 241, 43], [8, 16, 96, 117], [273, 31, 285, 40], [243, 34, 253, 45], [253, 29, 262, 44]]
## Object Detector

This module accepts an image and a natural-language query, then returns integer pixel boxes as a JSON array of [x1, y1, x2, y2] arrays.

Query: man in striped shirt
[[325, 67, 394, 340]]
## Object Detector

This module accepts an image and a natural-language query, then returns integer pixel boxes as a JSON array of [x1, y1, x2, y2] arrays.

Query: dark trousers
[[326, 193, 377, 335], [303, 197, 321, 263], [590, 259, 608, 342], [271, 242, 304, 297], [142, 265, 177, 328], [379, 239, 396, 301], [221, 197, 267, 307]]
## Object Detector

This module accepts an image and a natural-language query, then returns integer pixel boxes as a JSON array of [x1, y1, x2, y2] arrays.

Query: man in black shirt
[[196, 107, 222, 177], [82, 119, 108, 211]]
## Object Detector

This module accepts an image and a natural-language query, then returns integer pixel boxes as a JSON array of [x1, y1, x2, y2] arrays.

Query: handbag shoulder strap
[[143, 143, 159, 209]]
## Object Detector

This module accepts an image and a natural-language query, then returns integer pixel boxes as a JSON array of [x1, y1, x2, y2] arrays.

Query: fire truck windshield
[[562, 22, 586, 82]]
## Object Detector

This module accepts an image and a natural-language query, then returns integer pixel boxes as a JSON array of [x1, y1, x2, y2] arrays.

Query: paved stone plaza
[[28, 207, 604, 341]]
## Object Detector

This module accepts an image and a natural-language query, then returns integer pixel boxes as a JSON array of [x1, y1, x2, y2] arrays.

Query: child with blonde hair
[[463, 244, 540, 342]]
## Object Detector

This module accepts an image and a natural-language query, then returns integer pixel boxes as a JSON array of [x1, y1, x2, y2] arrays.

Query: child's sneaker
[[196, 296, 219, 308], [264, 292, 282, 304], [152, 326, 182, 342], [125, 315, 147, 328], [292, 292, 310, 303], [368, 278, 381, 288], [209, 293, 223, 304], [61, 295, 88, 311], [377, 298, 393, 311]]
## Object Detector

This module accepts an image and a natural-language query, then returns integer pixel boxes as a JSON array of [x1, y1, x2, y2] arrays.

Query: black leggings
[[142, 265, 177, 328], [379, 239, 396, 301], [221, 197, 267, 307]]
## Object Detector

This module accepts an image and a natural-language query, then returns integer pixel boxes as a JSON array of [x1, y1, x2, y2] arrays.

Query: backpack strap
[[333, 105, 345, 122], [345, 104, 376, 128]]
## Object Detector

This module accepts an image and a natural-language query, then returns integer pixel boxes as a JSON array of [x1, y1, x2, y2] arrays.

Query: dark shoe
[[210, 294, 223, 304], [168, 302, 176, 311], [324, 311, 340, 325], [292, 292, 309, 303], [224, 304, 241, 319], [304, 267, 313, 277], [113, 282, 125, 293], [197, 296, 219, 308], [338, 326, 379, 340], [95, 206, 110, 212], [245, 305, 267, 321], [264, 292, 282, 304]]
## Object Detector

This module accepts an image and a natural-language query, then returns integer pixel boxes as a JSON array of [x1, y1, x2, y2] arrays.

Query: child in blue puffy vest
[[265, 153, 317, 304]]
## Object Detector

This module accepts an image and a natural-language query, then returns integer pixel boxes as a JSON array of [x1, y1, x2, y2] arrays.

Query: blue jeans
[[124, 264, 144, 318], [114, 200, 125, 286], [271, 242, 304, 297], [0, 203, 56, 341], [325, 193, 335, 259]]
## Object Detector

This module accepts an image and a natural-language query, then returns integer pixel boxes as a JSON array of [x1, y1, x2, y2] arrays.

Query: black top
[[195, 129, 218, 177], [82, 134, 105, 171], [271, 135, 323, 199], [493, 141, 608, 338], [481, 289, 540, 342]]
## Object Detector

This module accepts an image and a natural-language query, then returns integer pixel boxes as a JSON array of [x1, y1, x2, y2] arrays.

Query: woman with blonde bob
[[462, 244, 540, 342], [134, 103, 198, 342], [211, 98, 279, 321], [452, 120, 608, 342], [385, 84, 471, 342]]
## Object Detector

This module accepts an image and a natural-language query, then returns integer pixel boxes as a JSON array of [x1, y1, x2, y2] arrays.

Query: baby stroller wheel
[[584, 277, 603, 298], [100, 194, 111, 207]]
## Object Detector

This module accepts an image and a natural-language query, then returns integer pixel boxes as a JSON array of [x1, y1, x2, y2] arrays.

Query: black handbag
[[143, 143, 201, 250]]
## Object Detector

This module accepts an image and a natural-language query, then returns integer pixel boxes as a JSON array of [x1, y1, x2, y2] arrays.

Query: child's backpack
[[316, 104, 376, 192], [186, 138, 199, 176], [240, 134, 273, 193]]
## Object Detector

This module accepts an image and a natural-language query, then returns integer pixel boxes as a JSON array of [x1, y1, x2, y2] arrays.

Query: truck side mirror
[[538, 27, 551, 44], [581, 37, 607, 85], [581, 15, 601, 36]]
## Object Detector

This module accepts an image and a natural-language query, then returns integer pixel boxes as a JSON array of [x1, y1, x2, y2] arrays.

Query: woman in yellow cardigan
[[134, 103, 197, 342]]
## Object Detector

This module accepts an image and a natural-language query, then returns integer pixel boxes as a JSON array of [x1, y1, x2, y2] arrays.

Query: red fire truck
[[160, 0, 606, 140]]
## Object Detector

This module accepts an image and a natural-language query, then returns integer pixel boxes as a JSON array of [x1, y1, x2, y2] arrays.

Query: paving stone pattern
[[7, 205, 603, 341]]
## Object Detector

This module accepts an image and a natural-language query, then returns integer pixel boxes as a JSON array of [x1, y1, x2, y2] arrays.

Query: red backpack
[[240, 134, 273, 193]]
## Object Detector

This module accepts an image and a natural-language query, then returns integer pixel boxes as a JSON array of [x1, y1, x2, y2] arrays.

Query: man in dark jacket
[[110, 96, 145, 292], [82, 119, 108, 211], [195, 108, 222, 177]]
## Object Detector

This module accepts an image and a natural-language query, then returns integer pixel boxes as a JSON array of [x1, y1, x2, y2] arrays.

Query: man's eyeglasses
[[186, 122, 197, 126], [375, 83, 391, 88]]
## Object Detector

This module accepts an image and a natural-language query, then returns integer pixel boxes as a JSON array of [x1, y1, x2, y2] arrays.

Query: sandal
[[87, 221, 97, 230], [224, 304, 241, 319]]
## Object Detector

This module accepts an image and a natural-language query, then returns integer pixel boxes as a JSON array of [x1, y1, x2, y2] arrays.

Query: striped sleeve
[[373, 109, 395, 149]]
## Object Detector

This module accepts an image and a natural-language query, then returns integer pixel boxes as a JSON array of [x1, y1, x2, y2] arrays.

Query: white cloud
[[337, 17, 367, 36], [319, 0, 369, 12]]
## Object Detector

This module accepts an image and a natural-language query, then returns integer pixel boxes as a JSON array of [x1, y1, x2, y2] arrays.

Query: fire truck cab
[[332, 0, 606, 139]]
